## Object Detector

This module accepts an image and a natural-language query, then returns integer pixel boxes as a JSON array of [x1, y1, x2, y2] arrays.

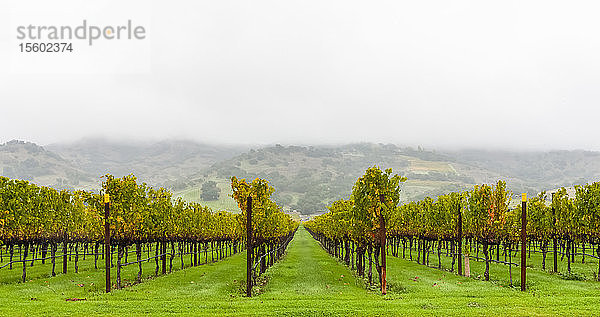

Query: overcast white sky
[[1, 0, 599, 150]]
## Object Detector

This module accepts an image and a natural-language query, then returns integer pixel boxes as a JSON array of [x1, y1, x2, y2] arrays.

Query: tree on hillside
[[201, 181, 220, 201]]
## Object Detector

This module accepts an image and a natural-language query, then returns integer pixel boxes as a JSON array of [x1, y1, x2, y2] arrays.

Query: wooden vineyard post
[[162, 241, 167, 275], [521, 193, 527, 291], [457, 205, 463, 276], [379, 194, 387, 295], [104, 193, 111, 293], [62, 234, 68, 274], [246, 195, 252, 297], [552, 193, 558, 273]]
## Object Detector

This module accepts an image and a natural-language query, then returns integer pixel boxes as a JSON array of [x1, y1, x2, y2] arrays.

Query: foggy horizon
[[2, 135, 599, 154]]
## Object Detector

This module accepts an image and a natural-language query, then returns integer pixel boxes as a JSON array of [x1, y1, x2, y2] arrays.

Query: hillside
[[179, 144, 506, 214], [0, 138, 246, 192], [2, 139, 600, 214], [0, 140, 94, 190], [179, 144, 600, 214], [444, 149, 600, 191], [46, 138, 247, 190]]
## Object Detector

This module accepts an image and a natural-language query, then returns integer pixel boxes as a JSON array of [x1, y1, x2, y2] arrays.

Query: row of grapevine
[[306, 166, 600, 292], [0, 174, 241, 244], [306, 166, 404, 294], [391, 181, 510, 281], [0, 174, 297, 290], [518, 184, 600, 275], [230, 176, 298, 295]]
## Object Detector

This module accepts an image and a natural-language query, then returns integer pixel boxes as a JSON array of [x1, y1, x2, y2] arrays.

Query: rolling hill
[[178, 144, 600, 214], [2, 139, 600, 214], [0, 140, 94, 190], [46, 138, 247, 190]]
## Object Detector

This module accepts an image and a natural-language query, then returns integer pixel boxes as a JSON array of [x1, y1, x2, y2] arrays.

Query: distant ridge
[[1, 139, 599, 214]]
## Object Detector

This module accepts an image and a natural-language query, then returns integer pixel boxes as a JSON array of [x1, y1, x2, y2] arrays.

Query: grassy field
[[174, 180, 240, 212], [1, 227, 600, 316]]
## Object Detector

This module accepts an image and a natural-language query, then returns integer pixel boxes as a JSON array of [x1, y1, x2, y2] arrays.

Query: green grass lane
[[250, 226, 380, 316]]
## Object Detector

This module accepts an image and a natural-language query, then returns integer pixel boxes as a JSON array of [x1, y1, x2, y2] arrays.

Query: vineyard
[[305, 166, 600, 292], [0, 174, 296, 292], [1, 169, 600, 315]]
